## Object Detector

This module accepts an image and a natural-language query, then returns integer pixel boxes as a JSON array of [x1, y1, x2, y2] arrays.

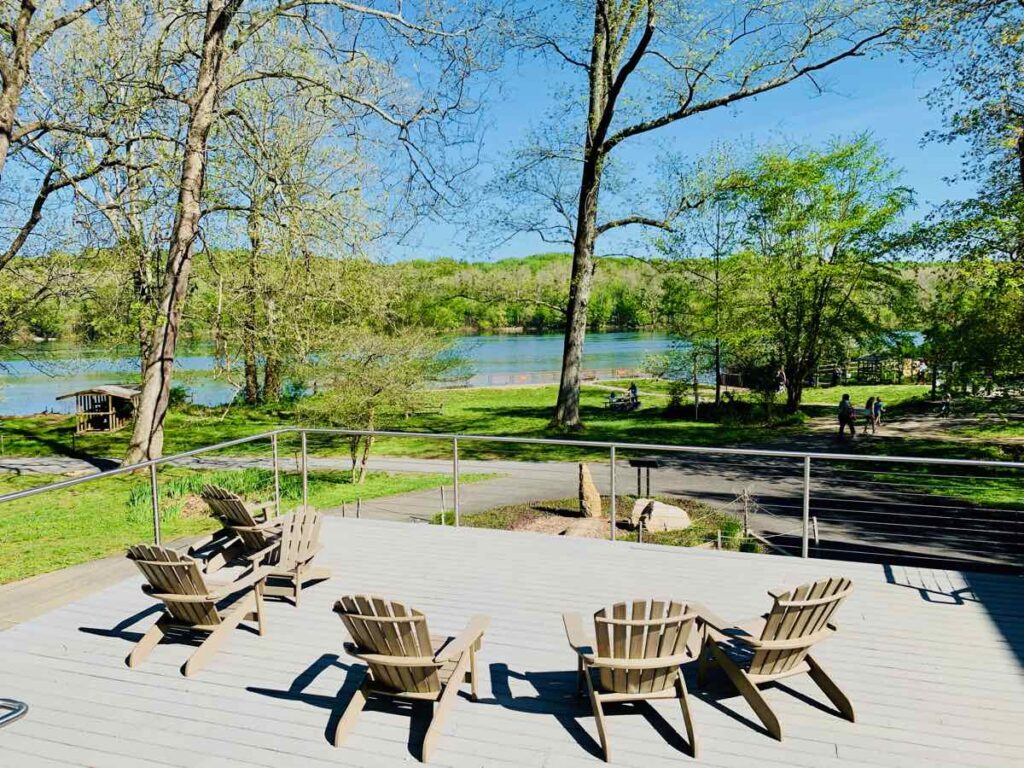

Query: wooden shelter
[[57, 384, 141, 434]]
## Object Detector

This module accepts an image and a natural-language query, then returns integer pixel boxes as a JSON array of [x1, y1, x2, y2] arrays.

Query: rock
[[579, 463, 603, 518], [630, 497, 654, 527], [639, 500, 692, 532]]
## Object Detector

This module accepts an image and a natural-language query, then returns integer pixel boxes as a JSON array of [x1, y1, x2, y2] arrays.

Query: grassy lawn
[[858, 466, 1024, 511], [797, 384, 932, 408], [0, 382, 1006, 467], [431, 495, 762, 553], [0, 467, 483, 584]]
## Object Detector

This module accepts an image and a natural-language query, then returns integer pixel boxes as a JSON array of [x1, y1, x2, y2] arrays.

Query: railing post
[[452, 437, 460, 527], [609, 445, 617, 541], [271, 433, 281, 517], [149, 463, 161, 545], [301, 430, 309, 512], [802, 456, 811, 558]]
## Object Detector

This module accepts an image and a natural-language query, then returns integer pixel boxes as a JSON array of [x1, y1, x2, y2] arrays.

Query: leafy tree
[[297, 330, 464, 483], [501, 0, 919, 428], [731, 137, 914, 410]]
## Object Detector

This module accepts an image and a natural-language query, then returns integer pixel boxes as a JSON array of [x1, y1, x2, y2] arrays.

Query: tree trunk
[[552, 2, 611, 429], [262, 296, 281, 401], [125, 0, 241, 464], [0, 3, 33, 184], [714, 338, 722, 405], [243, 210, 261, 405]]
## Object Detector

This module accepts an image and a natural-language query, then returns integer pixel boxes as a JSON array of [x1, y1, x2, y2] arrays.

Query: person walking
[[873, 396, 885, 430], [864, 396, 876, 434], [837, 393, 856, 439]]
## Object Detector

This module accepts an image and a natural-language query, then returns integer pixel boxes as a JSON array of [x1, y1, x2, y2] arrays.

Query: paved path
[[5, 449, 1019, 571]]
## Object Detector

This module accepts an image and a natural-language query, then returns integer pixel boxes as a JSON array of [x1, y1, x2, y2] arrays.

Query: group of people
[[837, 393, 884, 439]]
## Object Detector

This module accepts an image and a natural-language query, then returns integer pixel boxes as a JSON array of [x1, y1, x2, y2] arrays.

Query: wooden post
[[716, 529, 722, 550], [440, 486, 447, 526], [812, 516, 820, 546]]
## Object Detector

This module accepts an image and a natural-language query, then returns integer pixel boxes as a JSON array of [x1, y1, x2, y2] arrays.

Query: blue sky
[[399, 48, 967, 262]]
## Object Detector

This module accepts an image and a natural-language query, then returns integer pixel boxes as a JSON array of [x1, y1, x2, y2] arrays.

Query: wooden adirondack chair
[[125, 543, 268, 677], [201, 484, 281, 553], [563, 599, 699, 762], [333, 595, 489, 762], [696, 576, 854, 741], [262, 507, 331, 606]]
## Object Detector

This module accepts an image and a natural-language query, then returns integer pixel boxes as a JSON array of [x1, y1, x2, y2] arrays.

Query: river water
[[0, 331, 674, 416]]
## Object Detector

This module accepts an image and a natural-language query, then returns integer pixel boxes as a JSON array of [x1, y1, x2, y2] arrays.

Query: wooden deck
[[0, 518, 1021, 767]]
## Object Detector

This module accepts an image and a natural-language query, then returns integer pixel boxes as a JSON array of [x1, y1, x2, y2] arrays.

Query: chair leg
[[422, 654, 470, 762], [333, 676, 369, 747], [584, 667, 611, 762], [254, 580, 267, 636], [127, 615, 170, 669], [468, 642, 479, 701], [806, 654, 855, 722], [696, 637, 715, 688], [183, 594, 253, 677], [710, 643, 782, 741], [293, 566, 302, 607], [576, 656, 585, 698], [675, 670, 698, 758]]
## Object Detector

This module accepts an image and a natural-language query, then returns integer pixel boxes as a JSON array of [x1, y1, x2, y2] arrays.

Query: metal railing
[[2, 426, 1022, 571]]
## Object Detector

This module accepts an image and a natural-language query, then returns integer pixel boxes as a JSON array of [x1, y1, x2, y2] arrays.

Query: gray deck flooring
[[0, 518, 1022, 767]]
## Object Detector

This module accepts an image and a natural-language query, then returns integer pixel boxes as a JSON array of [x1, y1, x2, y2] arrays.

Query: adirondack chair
[[563, 599, 699, 762], [125, 543, 269, 676], [262, 507, 331, 606], [201, 484, 281, 554], [333, 595, 489, 762], [696, 576, 855, 741]]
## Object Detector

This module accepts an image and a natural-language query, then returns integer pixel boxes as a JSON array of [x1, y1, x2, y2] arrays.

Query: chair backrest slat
[[751, 577, 852, 677], [337, 595, 442, 696], [279, 508, 322, 569], [593, 599, 695, 695], [202, 485, 260, 527], [127, 544, 220, 627]]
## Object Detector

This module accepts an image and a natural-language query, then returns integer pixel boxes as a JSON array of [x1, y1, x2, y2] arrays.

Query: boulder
[[579, 463, 603, 518], [630, 497, 654, 527], [639, 500, 692, 532]]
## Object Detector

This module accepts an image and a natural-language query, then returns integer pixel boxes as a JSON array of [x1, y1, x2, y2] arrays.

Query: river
[[0, 331, 675, 416]]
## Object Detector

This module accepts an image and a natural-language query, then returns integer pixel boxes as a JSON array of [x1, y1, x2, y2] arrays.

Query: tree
[[297, 329, 464, 483], [909, 0, 1024, 390], [653, 151, 752, 404], [508, 0, 917, 428], [122, 0, 498, 463], [732, 137, 914, 410], [0, 0, 103, 180]]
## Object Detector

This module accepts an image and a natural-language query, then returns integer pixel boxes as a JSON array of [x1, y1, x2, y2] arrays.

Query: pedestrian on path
[[838, 393, 856, 439], [864, 397, 876, 434], [873, 397, 885, 430]]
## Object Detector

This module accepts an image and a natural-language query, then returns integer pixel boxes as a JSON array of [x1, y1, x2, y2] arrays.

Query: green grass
[[0, 382, 1009, 467], [861, 467, 1024, 510], [0, 467, 487, 584], [431, 495, 762, 553]]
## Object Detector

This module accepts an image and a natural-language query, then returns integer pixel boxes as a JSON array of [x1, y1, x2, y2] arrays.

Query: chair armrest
[[687, 602, 731, 635], [435, 614, 490, 664], [249, 499, 277, 518], [207, 564, 268, 599], [245, 541, 280, 565], [563, 612, 595, 661]]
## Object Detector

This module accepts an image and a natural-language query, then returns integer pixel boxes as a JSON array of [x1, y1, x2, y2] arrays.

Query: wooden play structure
[[57, 384, 141, 434]]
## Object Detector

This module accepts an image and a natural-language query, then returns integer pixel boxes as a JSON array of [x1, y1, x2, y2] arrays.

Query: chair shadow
[[485, 663, 694, 760], [246, 654, 432, 759], [78, 604, 164, 643]]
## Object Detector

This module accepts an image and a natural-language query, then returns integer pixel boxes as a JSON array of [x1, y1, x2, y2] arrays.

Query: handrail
[[3, 424, 1022, 509]]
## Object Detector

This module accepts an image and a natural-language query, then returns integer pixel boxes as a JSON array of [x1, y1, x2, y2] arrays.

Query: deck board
[[0, 518, 1021, 767]]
